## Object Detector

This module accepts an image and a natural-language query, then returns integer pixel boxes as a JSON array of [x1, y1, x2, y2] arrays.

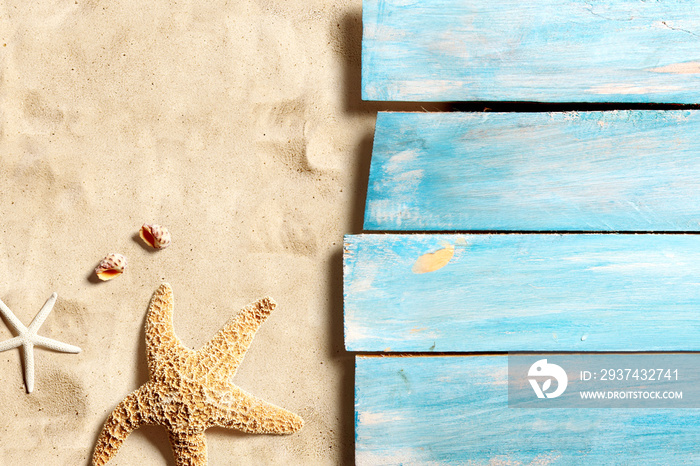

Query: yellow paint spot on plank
[[412, 244, 454, 274], [410, 327, 428, 333], [650, 61, 700, 74]]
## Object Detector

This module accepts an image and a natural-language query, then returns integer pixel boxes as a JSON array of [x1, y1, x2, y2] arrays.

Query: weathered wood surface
[[344, 233, 700, 352], [365, 111, 700, 231], [362, 0, 700, 102], [356, 356, 700, 465]]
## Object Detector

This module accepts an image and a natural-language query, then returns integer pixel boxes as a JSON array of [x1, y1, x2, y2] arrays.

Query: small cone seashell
[[139, 223, 172, 249], [95, 253, 127, 281]]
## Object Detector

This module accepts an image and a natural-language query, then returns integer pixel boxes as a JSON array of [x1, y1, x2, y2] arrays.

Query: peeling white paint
[[586, 84, 681, 95], [358, 410, 405, 426]]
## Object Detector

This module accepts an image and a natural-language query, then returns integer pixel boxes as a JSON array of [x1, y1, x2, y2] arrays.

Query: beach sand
[[0, 1, 389, 464]]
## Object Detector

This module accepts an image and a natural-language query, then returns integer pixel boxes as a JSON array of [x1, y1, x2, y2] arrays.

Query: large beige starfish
[[92, 283, 303, 466]]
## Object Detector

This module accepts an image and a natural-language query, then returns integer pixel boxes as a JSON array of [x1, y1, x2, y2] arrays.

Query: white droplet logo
[[528, 359, 568, 399]]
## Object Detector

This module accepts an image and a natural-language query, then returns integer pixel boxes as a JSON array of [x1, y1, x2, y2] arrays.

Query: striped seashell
[[95, 253, 127, 281], [139, 223, 172, 249]]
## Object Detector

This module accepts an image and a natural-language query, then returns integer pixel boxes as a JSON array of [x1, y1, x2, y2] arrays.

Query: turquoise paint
[[365, 111, 700, 231], [356, 356, 700, 464], [363, 0, 700, 102], [344, 233, 700, 352]]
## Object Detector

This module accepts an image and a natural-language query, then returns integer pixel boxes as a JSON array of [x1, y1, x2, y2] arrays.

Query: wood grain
[[365, 111, 700, 231], [356, 355, 700, 465], [344, 233, 700, 352], [363, 0, 700, 102]]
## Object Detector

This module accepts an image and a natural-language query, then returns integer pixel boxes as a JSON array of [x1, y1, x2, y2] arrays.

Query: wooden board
[[356, 355, 700, 465], [365, 111, 700, 231], [344, 233, 700, 352], [362, 0, 700, 103]]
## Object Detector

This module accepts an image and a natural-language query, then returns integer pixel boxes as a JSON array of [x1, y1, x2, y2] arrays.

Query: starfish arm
[[0, 298, 27, 334], [92, 386, 151, 466], [32, 335, 81, 353], [168, 430, 208, 466], [146, 283, 185, 373], [27, 293, 57, 333], [211, 385, 304, 434], [23, 342, 35, 394], [195, 297, 276, 382], [0, 336, 22, 352]]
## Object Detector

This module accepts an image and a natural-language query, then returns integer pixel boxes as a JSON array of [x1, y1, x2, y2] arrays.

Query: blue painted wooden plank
[[344, 233, 700, 352], [356, 356, 700, 465], [365, 111, 700, 231], [363, 0, 700, 103]]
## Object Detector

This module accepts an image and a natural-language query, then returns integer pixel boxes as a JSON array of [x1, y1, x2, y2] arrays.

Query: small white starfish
[[0, 293, 81, 393]]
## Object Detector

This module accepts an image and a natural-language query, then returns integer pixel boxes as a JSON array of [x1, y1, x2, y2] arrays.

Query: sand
[[0, 1, 389, 464]]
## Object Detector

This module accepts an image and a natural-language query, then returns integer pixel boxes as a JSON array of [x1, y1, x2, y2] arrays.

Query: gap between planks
[[360, 230, 700, 235], [356, 351, 700, 358]]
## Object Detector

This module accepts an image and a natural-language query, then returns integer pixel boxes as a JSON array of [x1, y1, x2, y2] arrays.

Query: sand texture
[[0, 0, 409, 463]]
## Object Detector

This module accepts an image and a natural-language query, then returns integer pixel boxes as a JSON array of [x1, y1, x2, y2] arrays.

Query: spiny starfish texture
[[92, 283, 303, 466], [0, 293, 81, 393]]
